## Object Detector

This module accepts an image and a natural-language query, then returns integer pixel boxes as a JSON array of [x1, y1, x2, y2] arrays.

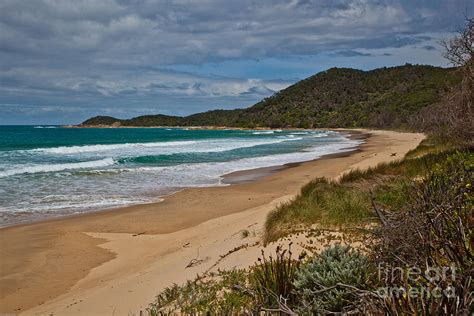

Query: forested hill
[[80, 64, 461, 129]]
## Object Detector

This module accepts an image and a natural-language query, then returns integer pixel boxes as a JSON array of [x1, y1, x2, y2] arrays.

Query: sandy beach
[[0, 129, 424, 315]]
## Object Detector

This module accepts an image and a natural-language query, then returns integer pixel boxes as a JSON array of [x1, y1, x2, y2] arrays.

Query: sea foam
[[29, 138, 301, 156], [0, 158, 115, 178]]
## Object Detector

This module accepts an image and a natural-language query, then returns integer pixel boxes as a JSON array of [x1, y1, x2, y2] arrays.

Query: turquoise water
[[0, 126, 361, 226]]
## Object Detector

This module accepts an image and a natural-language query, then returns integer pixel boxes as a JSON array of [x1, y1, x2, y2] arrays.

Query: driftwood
[[185, 247, 205, 268]]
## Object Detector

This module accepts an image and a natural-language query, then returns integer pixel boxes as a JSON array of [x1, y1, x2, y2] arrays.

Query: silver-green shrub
[[293, 244, 371, 313]]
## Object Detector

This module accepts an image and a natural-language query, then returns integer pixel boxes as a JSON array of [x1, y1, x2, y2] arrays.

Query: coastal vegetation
[[145, 19, 474, 315], [147, 144, 473, 314], [264, 139, 464, 243]]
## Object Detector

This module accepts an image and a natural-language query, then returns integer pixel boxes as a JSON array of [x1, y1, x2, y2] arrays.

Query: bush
[[369, 150, 474, 315], [294, 245, 372, 313]]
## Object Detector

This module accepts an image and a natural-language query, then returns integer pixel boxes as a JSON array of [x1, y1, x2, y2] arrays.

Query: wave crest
[[0, 158, 115, 178]]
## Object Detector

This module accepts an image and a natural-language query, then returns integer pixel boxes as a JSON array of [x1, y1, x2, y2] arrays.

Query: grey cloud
[[0, 0, 472, 124], [2, 0, 470, 66], [333, 50, 372, 57], [239, 85, 277, 96], [422, 45, 437, 51]]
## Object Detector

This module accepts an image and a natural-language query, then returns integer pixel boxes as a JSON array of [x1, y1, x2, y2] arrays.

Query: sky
[[0, 0, 472, 125]]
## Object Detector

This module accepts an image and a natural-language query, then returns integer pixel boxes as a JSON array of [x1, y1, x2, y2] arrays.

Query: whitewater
[[0, 126, 362, 226]]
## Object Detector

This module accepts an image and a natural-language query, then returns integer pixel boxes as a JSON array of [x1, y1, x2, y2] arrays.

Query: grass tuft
[[240, 229, 250, 239], [264, 178, 374, 243]]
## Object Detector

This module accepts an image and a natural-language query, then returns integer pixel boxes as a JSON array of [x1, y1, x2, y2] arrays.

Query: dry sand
[[0, 129, 425, 315]]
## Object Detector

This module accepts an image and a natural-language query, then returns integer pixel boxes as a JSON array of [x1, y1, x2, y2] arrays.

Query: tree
[[441, 16, 474, 66], [442, 16, 473, 110], [430, 16, 474, 145]]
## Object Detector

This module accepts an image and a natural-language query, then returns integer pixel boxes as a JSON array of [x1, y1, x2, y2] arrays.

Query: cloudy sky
[[0, 0, 472, 124]]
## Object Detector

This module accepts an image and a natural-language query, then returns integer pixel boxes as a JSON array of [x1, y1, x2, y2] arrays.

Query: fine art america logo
[[377, 263, 458, 299]]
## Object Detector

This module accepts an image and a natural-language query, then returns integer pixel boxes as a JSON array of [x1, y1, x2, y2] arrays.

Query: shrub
[[293, 245, 372, 313], [369, 150, 474, 315]]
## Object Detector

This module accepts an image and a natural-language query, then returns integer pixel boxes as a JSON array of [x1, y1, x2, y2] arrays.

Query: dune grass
[[264, 140, 463, 244], [264, 178, 374, 243]]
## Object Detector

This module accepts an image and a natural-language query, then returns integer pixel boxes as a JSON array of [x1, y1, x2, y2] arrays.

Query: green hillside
[[81, 64, 460, 129]]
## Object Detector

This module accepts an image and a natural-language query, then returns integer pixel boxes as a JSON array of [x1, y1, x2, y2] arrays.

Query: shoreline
[[223, 130, 365, 184], [64, 125, 311, 129], [222, 147, 361, 185], [0, 129, 425, 315], [0, 129, 363, 230]]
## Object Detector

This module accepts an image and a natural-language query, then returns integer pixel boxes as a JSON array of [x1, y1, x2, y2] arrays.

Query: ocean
[[0, 126, 362, 226]]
